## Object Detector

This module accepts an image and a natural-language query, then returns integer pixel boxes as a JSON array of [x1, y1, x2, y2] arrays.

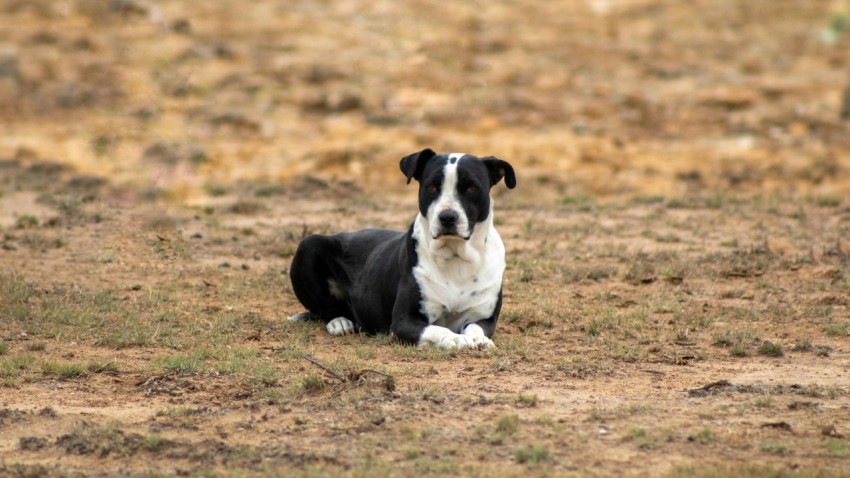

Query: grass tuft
[[688, 428, 714, 445], [41, 361, 87, 379], [759, 440, 790, 456], [301, 374, 326, 394], [824, 322, 848, 337], [757, 341, 783, 357], [495, 414, 519, 435], [628, 426, 659, 450], [515, 393, 538, 408], [514, 444, 549, 465], [160, 355, 201, 374]]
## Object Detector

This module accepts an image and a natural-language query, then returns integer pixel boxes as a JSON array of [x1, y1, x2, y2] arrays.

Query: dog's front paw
[[471, 336, 495, 350], [326, 317, 356, 336], [419, 325, 494, 350], [462, 323, 495, 350], [436, 333, 477, 349]]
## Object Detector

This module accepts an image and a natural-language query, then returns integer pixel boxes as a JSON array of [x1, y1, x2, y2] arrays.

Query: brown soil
[[1, 1, 849, 477]]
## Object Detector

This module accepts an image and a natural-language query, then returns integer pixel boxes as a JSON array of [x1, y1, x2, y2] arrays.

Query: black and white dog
[[288, 149, 515, 349]]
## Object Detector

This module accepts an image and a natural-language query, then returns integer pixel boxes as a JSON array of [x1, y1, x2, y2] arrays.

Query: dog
[[288, 148, 515, 349]]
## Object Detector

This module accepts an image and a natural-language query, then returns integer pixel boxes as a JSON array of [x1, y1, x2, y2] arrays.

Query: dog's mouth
[[427, 214, 473, 241], [433, 230, 471, 241]]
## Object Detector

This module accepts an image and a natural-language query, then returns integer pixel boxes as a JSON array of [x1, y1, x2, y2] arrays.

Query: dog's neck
[[415, 204, 495, 272]]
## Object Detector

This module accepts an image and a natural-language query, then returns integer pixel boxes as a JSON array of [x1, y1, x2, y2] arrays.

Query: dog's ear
[[481, 157, 516, 189], [399, 148, 437, 184]]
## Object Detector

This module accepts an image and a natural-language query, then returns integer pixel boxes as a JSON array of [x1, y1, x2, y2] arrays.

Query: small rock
[[822, 424, 845, 438], [761, 421, 793, 432], [171, 18, 192, 34]]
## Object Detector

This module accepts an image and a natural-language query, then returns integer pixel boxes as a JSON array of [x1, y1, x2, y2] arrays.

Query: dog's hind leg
[[289, 235, 357, 333], [287, 311, 314, 322]]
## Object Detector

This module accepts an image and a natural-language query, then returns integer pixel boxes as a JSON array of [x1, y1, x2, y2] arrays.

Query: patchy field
[[1, 0, 850, 476], [1, 161, 849, 477]]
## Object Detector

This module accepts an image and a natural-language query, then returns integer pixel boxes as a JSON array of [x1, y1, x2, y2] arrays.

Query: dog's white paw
[[419, 325, 494, 350], [326, 317, 355, 336], [288, 312, 313, 322], [436, 333, 477, 349], [471, 336, 495, 349], [462, 323, 496, 349]]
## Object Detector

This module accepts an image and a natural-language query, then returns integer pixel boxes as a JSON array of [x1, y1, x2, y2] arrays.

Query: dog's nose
[[438, 210, 459, 227]]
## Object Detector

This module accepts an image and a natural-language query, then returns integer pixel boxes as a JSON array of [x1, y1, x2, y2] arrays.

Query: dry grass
[[1, 0, 850, 476]]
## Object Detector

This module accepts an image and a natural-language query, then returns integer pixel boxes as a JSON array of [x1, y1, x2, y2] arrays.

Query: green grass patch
[[628, 426, 659, 450], [759, 440, 789, 456], [242, 363, 281, 390], [515, 393, 538, 408], [757, 341, 783, 357], [1, 354, 34, 386], [160, 354, 202, 374], [557, 194, 594, 206], [1, 354, 34, 373], [301, 374, 326, 394], [15, 215, 38, 229], [753, 396, 775, 409], [514, 444, 549, 466], [41, 361, 87, 379], [86, 360, 119, 374], [254, 184, 286, 197], [495, 414, 519, 435], [96, 317, 155, 349], [824, 322, 848, 337], [688, 428, 714, 445], [630, 195, 666, 205], [815, 196, 841, 207], [825, 438, 850, 457], [57, 421, 139, 458], [156, 406, 209, 418]]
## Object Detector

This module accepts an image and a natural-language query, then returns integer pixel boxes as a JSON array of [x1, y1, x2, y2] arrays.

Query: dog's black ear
[[481, 157, 516, 189], [400, 148, 437, 184]]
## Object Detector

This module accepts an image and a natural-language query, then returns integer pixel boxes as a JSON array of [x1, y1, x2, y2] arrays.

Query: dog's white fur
[[412, 155, 503, 350], [327, 317, 355, 336]]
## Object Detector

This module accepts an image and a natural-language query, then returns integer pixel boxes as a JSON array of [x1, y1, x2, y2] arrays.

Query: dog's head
[[400, 148, 516, 240]]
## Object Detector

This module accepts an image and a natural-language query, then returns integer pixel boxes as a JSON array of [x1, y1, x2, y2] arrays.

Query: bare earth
[[1, 1, 850, 477]]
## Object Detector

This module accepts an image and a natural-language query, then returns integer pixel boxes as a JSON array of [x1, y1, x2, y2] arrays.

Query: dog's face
[[400, 149, 516, 240]]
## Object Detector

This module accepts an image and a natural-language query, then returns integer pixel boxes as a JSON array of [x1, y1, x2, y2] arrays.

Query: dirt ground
[[1, 1, 850, 477]]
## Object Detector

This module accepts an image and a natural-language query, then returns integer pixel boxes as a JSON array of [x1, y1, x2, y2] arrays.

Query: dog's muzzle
[[434, 210, 469, 239]]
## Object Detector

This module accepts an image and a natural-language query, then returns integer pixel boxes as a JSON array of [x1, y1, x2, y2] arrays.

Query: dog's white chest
[[412, 220, 505, 332]]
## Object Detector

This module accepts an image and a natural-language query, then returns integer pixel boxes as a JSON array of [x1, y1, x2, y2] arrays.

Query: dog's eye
[[426, 184, 438, 194], [465, 185, 478, 194]]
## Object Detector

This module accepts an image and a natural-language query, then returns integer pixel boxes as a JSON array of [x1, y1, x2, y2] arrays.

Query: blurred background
[[1, 0, 849, 204]]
